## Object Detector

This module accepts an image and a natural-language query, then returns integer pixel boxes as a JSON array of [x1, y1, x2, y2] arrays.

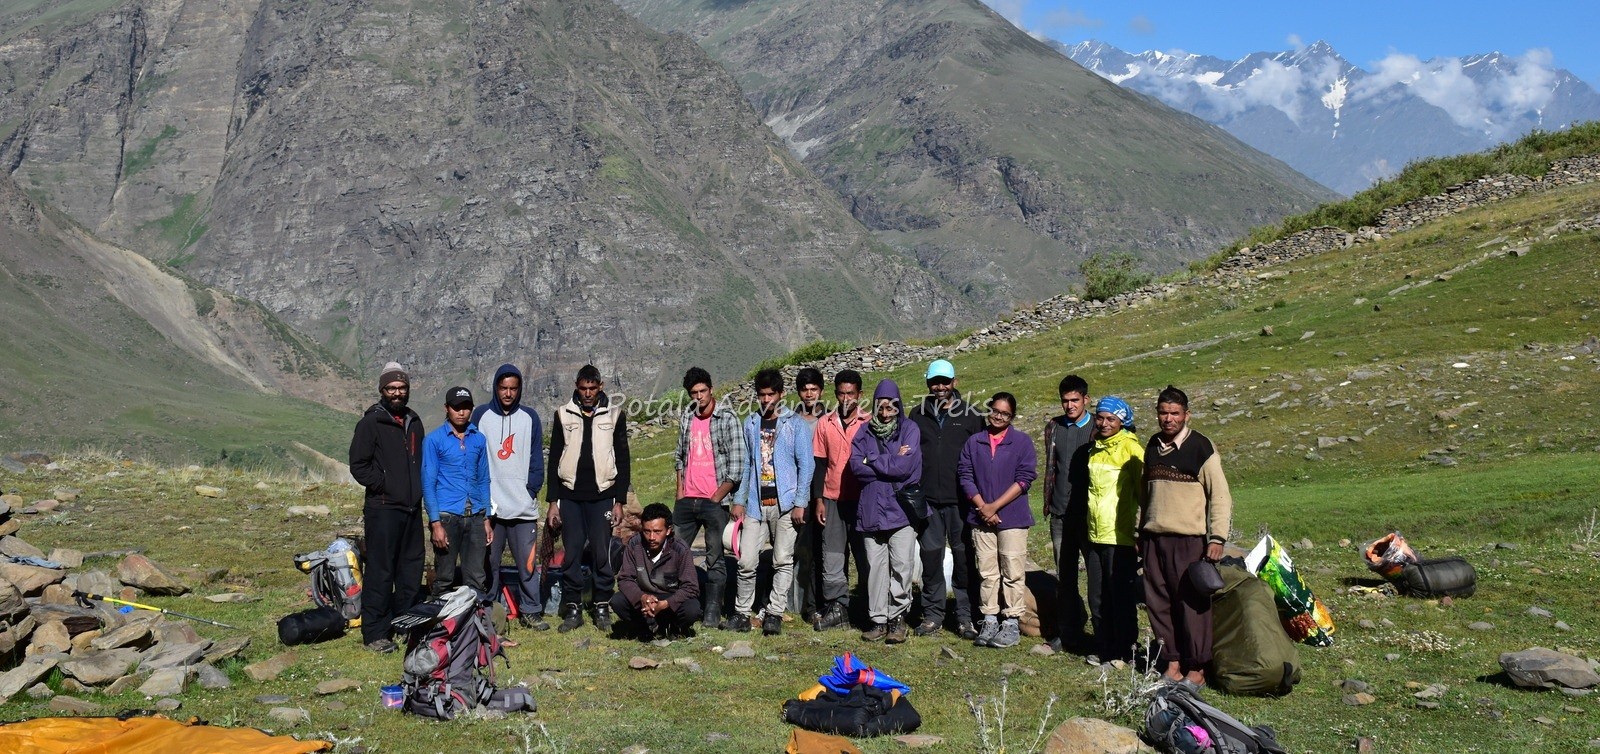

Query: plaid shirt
[[676, 401, 747, 503]]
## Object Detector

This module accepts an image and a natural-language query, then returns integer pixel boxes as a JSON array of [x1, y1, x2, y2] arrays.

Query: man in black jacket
[[348, 361, 426, 653], [908, 359, 984, 639]]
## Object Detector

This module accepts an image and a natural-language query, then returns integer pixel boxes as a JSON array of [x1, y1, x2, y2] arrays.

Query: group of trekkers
[[348, 356, 1232, 687]]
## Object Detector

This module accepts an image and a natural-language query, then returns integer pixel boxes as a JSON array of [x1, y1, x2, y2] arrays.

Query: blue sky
[[984, 1, 1600, 85]]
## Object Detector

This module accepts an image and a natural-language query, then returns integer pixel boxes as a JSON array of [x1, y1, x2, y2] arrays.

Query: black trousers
[[673, 497, 730, 621], [362, 506, 424, 644], [917, 504, 976, 626], [1051, 513, 1090, 645], [432, 512, 488, 596], [558, 498, 617, 604], [1084, 541, 1139, 661], [608, 592, 703, 636]]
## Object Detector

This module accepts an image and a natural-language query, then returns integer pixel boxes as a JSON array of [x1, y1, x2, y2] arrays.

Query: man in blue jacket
[[732, 369, 815, 635], [472, 364, 547, 630], [423, 386, 493, 596]]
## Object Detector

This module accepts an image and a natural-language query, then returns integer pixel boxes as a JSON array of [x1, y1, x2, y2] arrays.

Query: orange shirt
[[812, 407, 867, 501]]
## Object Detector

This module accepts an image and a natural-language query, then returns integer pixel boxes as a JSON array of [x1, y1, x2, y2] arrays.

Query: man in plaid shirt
[[674, 367, 748, 630]]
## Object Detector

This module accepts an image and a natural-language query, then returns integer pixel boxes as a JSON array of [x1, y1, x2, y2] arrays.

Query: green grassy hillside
[[1, 165, 1597, 753]]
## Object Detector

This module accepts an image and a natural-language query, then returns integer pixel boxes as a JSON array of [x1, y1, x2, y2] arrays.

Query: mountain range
[[1064, 39, 1600, 195], [0, 0, 1332, 416], [615, 0, 1333, 311]]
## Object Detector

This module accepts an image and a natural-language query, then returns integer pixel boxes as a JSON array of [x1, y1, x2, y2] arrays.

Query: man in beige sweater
[[1139, 385, 1233, 686]]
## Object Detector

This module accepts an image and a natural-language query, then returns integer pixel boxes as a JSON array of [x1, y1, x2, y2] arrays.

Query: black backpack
[[398, 587, 536, 720], [1143, 683, 1287, 754]]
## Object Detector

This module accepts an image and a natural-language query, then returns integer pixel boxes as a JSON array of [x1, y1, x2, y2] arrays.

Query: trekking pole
[[73, 590, 240, 630]]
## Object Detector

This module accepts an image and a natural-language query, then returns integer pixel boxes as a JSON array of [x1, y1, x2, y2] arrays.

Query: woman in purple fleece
[[958, 392, 1037, 648]]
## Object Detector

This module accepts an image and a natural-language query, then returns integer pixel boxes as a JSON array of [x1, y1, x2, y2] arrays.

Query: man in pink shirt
[[673, 367, 748, 630]]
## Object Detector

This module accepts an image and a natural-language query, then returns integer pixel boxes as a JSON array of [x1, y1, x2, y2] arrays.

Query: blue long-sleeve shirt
[[422, 423, 491, 522]]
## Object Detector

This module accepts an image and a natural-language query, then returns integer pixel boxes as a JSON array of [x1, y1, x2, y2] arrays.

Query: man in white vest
[[471, 363, 547, 630], [547, 364, 630, 633]]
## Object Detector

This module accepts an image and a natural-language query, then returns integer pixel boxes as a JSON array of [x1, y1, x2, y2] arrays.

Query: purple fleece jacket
[[959, 427, 1038, 530], [849, 380, 923, 533]]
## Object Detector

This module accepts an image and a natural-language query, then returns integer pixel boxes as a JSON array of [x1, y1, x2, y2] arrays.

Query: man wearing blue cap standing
[[908, 359, 984, 639]]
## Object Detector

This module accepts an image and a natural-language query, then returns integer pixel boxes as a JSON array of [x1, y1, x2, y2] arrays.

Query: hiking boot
[[762, 613, 783, 636], [957, 620, 979, 641], [974, 616, 999, 647], [813, 603, 848, 631], [861, 623, 888, 642], [726, 613, 752, 633], [912, 619, 942, 637], [990, 618, 1021, 648], [885, 617, 908, 644], [593, 604, 613, 633], [519, 614, 550, 631], [1046, 637, 1064, 653], [557, 603, 584, 633], [364, 638, 397, 654]]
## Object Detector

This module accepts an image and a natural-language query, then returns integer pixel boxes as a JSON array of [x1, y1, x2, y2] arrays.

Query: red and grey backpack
[[396, 586, 536, 720]]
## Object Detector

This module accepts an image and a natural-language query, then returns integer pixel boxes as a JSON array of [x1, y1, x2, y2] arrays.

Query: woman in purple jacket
[[959, 392, 1038, 648], [849, 379, 923, 644]]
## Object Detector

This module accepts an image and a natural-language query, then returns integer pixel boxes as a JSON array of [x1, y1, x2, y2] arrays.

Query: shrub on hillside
[[747, 339, 853, 379], [1080, 252, 1152, 301]]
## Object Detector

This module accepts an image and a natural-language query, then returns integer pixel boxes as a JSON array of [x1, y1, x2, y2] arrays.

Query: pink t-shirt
[[987, 427, 1008, 456], [682, 414, 719, 499]]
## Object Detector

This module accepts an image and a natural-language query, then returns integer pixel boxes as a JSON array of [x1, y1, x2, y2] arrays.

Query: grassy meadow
[[2, 179, 1599, 752]]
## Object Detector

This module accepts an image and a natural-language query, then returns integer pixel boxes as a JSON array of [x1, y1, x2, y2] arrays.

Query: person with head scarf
[[1073, 395, 1143, 663], [848, 380, 922, 644]]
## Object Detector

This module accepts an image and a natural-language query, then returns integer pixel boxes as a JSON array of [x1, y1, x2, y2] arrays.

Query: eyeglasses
[[989, 410, 1014, 419], [382, 385, 408, 394]]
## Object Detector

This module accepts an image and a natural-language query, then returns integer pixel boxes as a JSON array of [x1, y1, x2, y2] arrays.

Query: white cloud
[[1129, 15, 1154, 35], [1286, 34, 1303, 50], [984, 0, 1027, 27]]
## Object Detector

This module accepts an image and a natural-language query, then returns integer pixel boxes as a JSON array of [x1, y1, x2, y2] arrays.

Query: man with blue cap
[[907, 358, 984, 639]]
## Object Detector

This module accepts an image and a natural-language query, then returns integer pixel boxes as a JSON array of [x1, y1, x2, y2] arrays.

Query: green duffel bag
[[1209, 564, 1301, 696]]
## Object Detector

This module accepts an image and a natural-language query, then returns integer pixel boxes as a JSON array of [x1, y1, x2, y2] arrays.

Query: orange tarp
[[0, 715, 330, 754]]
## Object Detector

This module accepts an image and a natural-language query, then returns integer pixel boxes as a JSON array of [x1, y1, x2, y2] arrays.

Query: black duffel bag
[[782, 685, 921, 737], [1397, 557, 1477, 598], [277, 606, 348, 645]]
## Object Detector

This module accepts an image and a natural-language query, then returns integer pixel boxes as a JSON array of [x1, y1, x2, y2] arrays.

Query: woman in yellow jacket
[[1071, 396, 1143, 663]]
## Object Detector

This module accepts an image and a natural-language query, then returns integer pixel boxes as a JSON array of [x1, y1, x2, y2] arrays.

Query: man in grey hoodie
[[472, 364, 547, 630]]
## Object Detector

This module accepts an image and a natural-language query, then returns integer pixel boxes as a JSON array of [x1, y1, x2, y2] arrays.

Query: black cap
[[445, 386, 474, 408]]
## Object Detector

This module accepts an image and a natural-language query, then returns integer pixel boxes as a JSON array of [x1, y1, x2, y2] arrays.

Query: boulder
[[200, 635, 251, 664], [140, 641, 212, 672], [0, 535, 45, 559], [267, 707, 309, 727], [65, 570, 121, 598], [26, 621, 72, 656], [1501, 648, 1600, 690], [0, 614, 36, 656], [48, 548, 84, 568], [1044, 717, 1155, 754], [89, 622, 153, 652], [102, 675, 141, 696], [39, 583, 78, 606], [47, 696, 102, 715], [0, 657, 59, 703], [194, 486, 225, 498], [244, 651, 297, 682], [0, 561, 65, 595], [138, 667, 190, 697], [0, 518, 18, 537], [314, 678, 360, 695], [152, 621, 203, 646], [194, 664, 232, 690], [61, 648, 142, 685], [115, 555, 189, 595]]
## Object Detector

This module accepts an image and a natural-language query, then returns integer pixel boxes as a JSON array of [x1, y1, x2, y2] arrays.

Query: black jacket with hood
[[349, 400, 425, 512], [908, 392, 985, 507]]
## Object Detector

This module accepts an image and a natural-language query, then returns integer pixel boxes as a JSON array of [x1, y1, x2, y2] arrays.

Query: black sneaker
[[726, 613, 752, 633], [860, 623, 887, 642], [762, 613, 782, 636], [519, 614, 550, 631], [556, 603, 584, 633], [593, 604, 613, 633], [364, 638, 397, 654], [957, 621, 979, 641], [912, 619, 942, 637]]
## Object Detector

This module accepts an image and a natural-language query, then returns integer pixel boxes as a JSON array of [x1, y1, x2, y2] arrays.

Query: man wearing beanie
[[349, 361, 426, 653]]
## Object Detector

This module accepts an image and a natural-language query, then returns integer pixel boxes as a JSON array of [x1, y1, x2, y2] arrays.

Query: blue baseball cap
[[925, 359, 955, 381]]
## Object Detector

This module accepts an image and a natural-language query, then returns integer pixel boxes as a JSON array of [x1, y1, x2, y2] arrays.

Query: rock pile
[[0, 512, 249, 707]]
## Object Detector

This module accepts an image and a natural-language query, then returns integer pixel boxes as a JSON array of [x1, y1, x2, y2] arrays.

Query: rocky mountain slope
[[614, 0, 1335, 310], [0, 173, 360, 463], [0, 0, 967, 396], [1064, 40, 1600, 195]]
